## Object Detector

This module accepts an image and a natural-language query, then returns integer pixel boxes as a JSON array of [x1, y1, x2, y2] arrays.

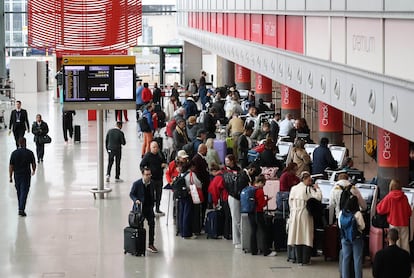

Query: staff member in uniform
[[9, 100, 30, 148], [105, 121, 126, 183], [9, 137, 36, 217]]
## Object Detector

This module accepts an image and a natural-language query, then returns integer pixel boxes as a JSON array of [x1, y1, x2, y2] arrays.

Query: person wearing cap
[[105, 121, 126, 183], [173, 118, 189, 152], [186, 116, 201, 142], [183, 94, 198, 120], [166, 150, 190, 186], [287, 171, 322, 265], [192, 129, 207, 156]]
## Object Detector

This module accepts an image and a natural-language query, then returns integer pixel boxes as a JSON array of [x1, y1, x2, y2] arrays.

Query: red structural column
[[280, 85, 301, 119], [377, 128, 409, 198], [255, 73, 272, 102], [318, 102, 343, 145], [235, 64, 251, 90]]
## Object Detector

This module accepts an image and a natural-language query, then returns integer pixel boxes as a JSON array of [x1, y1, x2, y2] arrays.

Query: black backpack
[[172, 172, 189, 199], [222, 171, 240, 197], [339, 185, 354, 211], [138, 116, 151, 132]]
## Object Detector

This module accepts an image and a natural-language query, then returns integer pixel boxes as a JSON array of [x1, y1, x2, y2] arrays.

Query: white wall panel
[[331, 18, 346, 64], [251, 0, 263, 10], [332, 0, 346, 10], [347, 0, 383, 11], [306, 0, 331, 10], [385, 0, 414, 11], [385, 20, 414, 82], [228, 0, 236, 10], [383, 84, 414, 141], [347, 18, 383, 74], [306, 17, 330, 60], [263, 0, 277, 10], [217, 0, 224, 10], [345, 73, 384, 127], [278, 0, 286, 10], [286, 0, 305, 10], [245, 0, 251, 10], [236, 0, 245, 10]]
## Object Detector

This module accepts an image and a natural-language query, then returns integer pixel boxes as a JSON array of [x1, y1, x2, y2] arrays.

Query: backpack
[[365, 139, 377, 159], [222, 171, 240, 198], [138, 116, 151, 132], [340, 210, 361, 242], [339, 186, 354, 211], [240, 185, 257, 213], [172, 172, 189, 199]]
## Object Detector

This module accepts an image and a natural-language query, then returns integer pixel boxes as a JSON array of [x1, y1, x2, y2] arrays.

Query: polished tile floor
[[0, 91, 377, 278]]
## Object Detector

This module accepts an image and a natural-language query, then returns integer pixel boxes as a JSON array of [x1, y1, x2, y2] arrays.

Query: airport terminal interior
[[0, 91, 377, 278]]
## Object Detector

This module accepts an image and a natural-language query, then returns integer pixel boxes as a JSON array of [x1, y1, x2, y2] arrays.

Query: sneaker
[[105, 175, 110, 182], [234, 244, 242, 249], [115, 178, 124, 183], [147, 245, 158, 253], [265, 251, 277, 257], [184, 235, 198, 239], [155, 210, 165, 216]]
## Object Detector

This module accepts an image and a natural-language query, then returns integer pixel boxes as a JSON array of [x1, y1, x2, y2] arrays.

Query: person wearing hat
[[166, 150, 190, 187], [193, 129, 207, 155], [186, 116, 201, 142], [183, 94, 198, 120]]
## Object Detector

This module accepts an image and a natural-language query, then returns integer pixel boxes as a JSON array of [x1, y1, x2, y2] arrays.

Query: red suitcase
[[369, 226, 387, 262], [323, 224, 340, 261]]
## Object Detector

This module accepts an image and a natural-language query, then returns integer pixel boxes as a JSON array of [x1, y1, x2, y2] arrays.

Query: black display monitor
[[347, 170, 365, 183]]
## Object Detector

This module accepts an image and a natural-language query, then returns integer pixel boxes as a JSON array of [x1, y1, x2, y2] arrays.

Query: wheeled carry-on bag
[[369, 226, 387, 262], [74, 125, 81, 143], [213, 139, 227, 164], [205, 209, 224, 239], [124, 226, 146, 256], [323, 224, 339, 261], [241, 213, 251, 253]]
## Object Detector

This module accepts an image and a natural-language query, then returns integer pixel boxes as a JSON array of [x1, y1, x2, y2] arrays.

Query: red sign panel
[[217, 13, 224, 34], [286, 16, 304, 54], [377, 128, 409, 168], [263, 15, 277, 47], [318, 102, 343, 132], [281, 85, 301, 110], [277, 15, 286, 49], [211, 13, 217, 33], [251, 14, 263, 43], [227, 13, 236, 37], [235, 13, 245, 39], [28, 0, 142, 57]]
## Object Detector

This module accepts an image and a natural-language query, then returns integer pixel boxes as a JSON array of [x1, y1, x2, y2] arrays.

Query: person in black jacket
[[173, 118, 189, 152], [311, 137, 338, 178], [203, 107, 217, 139], [105, 121, 126, 182], [129, 167, 158, 253], [259, 138, 282, 168], [140, 141, 167, 216], [9, 100, 30, 148], [62, 110, 76, 143], [152, 82, 162, 105], [31, 114, 49, 163], [237, 127, 253, 168], [373, 228, 411, 278]]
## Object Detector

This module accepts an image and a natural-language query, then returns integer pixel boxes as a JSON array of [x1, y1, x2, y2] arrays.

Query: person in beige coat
[[286, 138, 311, 176], [287, 171, 322, 265]]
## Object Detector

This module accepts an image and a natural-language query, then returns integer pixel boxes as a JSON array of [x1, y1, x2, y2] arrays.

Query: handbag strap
[[189, 171, 194, 184]]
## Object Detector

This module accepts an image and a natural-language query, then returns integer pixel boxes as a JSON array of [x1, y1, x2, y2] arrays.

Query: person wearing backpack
[[329, 173, 367, 222], [287, 171, 322, 265], [246, 174, 277, 256], [376, 179, 412, 253], [338, 195, 365, 278]]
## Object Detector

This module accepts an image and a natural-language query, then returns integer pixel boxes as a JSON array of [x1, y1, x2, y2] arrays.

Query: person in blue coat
[[311, 137, 338, 178], [129, 167, 158, 253]]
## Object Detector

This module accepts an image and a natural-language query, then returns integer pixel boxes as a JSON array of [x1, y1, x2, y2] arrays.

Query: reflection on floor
[[0, 91, 377, 277]]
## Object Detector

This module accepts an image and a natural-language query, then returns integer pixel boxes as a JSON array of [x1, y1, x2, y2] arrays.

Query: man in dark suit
[[9, 101, 30, 147], [129, 167, 158, 253], [105, 121, 126, 183], [373, 228, 412, 278]]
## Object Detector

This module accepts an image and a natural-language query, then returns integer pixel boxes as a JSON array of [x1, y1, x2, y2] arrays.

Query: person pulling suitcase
[[129, 167, 159, 253]]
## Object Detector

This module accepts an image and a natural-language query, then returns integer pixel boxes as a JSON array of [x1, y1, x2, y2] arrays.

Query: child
[[248, 174, 277, 256]]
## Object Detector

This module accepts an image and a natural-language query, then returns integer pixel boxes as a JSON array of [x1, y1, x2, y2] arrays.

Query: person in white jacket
[[287, 171, 322, 265]]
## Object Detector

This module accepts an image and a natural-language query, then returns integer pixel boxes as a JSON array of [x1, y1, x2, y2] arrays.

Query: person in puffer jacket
[[376, 179, 412, 252]]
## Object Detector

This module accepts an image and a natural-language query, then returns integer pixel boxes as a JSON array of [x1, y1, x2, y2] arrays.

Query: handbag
[[372, 213, 389, 228], [306, 197, 324, 217], [189, 172, 204, 204], [128, 204, 143, 229], [38, 134, 52, 144]]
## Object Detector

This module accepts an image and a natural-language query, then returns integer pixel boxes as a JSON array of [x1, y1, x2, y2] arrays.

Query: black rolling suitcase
[[124, 226, 146, 256], [74, 125, 81, 143]]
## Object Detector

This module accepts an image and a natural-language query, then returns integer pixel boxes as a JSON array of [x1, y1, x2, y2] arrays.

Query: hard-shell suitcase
[[273, 213, 288, 251], [241, 213, 251, 253], [264, 180, 280, 211], [124, 226, 146, 256], [74, 125, 81, 143], [323, 225, 339, 261], [192, 203, 202, 235], [205, 209, 224, 239], [213, 139, 226, 164], [369, 226, 387, 262]]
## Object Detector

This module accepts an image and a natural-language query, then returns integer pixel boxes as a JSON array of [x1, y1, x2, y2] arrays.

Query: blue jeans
[[14, 174, 31, 211], [341, 237, 364, 278]]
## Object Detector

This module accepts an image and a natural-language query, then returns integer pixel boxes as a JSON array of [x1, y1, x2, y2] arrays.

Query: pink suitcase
[[263, 180, 280, 210], [213, 139, 227, 164], [369, 226, 387, 262]]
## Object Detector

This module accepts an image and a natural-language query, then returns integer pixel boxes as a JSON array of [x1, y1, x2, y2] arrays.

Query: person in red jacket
[[376, 179, 412, 252], [165, 150, 190, 185], [248, 174, 277, 257], [208, 163, 232, 239], [142, 82, 153, 104], [279, 162, 300, 192]]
